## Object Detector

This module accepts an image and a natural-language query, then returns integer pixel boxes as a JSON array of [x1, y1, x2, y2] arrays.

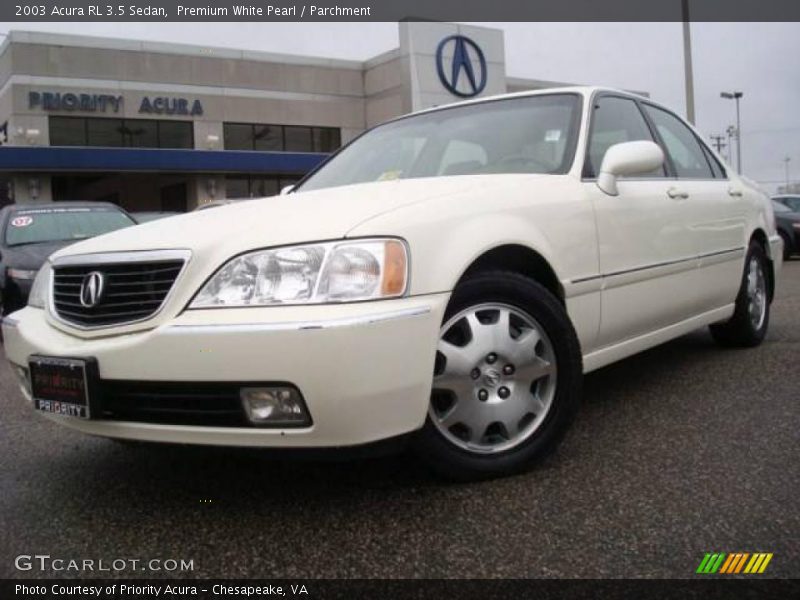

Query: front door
[[584, 94, 697, 348]]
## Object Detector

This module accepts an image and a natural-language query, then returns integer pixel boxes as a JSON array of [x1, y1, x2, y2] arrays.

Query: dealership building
[[0, 22, 591, 211]]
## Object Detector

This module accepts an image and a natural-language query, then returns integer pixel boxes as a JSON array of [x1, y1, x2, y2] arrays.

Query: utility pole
[[710, 134, 726, 155], [682, 0, 695, 124]]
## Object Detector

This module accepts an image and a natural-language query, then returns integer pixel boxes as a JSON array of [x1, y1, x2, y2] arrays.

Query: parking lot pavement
[[0, 261, 798, 580]]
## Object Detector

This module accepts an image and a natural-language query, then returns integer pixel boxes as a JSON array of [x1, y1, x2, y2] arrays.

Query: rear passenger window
[[585, 96, 665, 178], [643, 104, 714, 179]]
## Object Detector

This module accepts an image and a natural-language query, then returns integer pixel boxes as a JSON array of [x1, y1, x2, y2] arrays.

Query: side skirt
[[582, 304, 735, 374]]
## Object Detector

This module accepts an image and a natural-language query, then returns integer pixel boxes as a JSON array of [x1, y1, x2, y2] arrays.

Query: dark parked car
[[773, 195, 800, 213], [0, 202, 135, 314], [131, 211, 181, 224], [772, 200, 800, 260]]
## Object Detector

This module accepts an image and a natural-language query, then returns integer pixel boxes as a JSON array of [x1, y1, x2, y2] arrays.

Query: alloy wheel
[[430, 303, 557, 454], [746, 257, 767, 330]]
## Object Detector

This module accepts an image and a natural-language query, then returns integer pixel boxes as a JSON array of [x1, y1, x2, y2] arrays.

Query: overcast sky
[[2, 21, 798, 191]]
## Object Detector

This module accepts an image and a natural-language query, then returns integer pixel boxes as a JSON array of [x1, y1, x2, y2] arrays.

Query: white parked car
[[3, 88, 783, 480]]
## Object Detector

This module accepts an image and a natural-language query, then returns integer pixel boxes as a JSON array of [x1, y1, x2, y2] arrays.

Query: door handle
[[728, 187, 743, 197], [667, 187, 689, 199]]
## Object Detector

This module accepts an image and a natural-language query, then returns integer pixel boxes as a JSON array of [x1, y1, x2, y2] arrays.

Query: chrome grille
[[52, 259, 185, 327]]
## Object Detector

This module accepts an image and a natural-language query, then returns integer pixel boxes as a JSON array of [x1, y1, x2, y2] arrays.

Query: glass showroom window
[[223, 123, 340, 153], [49, 116, 88, 146], [225, 174, 302, 198], [49, 117, 193, 149]]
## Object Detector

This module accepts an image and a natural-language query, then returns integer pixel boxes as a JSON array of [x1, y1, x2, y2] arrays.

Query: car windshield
[[298, 94, 582, 192], [5, 207, 134, 246], [772, 201, 791, 213], [777, 197, 800, 211]]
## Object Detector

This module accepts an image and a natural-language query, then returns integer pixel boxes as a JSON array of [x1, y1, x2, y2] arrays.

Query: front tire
[[709, 242, 770, 348], [413, 271, 582, 481]]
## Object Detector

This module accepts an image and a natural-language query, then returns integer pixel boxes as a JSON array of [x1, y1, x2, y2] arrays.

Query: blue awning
[[0, 146, 328, 174]]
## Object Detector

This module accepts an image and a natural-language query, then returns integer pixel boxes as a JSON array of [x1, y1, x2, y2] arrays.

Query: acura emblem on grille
[[79, 271, 106, 308]]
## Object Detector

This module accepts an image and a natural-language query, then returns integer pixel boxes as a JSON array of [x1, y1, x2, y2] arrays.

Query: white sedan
[[3, 87, 782, 480]]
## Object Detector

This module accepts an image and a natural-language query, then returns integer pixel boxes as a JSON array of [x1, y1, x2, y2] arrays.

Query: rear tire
[[709, 242, 770, 348], [413, 271, 582, 481]]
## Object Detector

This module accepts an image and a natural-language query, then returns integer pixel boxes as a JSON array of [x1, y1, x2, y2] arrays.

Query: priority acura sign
[[28, 91, 123, 113]]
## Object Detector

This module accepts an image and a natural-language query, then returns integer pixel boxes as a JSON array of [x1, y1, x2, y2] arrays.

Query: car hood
[[50, 177, 510, 262], [3, 240, 73, 270]]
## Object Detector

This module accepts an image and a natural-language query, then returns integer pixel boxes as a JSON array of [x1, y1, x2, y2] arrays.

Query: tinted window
[[224, 123, 339, 152], [224, 123, 253, 151], [225, 174, 299, 198], [284, 126, 312, 152], [158, 121, 193, 149], [300, 94, 582, 192], [124, 119, 158, 148], [50, 117, 86, 146], [50, 117, 192, 149], [87, 118, 123, 147], [253, 125, 282, 151], [5, 208, 134, 246], [643, 104, 713, 178], [225, 176, 250, 198], [250, 177, 280, 197], [312, 127, 341, 152], [586, 96, 663, 178]]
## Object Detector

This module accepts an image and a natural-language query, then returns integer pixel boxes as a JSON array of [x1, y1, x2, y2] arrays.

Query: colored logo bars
[[696, 552, 773, 574]]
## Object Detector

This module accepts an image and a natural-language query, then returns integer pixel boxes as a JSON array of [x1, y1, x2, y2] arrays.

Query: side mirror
[[280, 185, 295, 196], [597, 141, 664, 196]]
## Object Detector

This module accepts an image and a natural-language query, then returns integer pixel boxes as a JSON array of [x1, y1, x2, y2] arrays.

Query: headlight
[[7, 268, 38, 280], [793, 222, 800, 230], [190, 238, 408, 308], [27, 262, 51, 309]]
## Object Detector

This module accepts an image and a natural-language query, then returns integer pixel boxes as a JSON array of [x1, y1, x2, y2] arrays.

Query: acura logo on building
[[79, 272, 105, 308], [435, 35, 487, 98]]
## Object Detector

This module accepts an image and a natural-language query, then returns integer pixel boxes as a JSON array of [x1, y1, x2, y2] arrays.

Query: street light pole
[[721, 91, 743, 173], [726, 125, 736, 166]]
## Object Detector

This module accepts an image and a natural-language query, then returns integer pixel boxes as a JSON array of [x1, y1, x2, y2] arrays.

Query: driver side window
[[585, 96, 665, 179]]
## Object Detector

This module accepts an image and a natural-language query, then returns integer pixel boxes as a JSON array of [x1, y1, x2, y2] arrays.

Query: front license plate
[[29, 356, 92, 419]]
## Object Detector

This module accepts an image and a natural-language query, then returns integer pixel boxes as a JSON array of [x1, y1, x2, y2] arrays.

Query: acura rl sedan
[[2, 88, 783, 480]]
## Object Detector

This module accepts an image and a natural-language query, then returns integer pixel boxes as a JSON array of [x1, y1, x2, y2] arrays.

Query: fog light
[[240, 386, 310, 427], [13, 365, 32, 401]]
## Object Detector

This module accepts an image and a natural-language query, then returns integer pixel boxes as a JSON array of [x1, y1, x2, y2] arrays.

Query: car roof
[[2, 201, 123, 213], [403, 86, 649, 120]]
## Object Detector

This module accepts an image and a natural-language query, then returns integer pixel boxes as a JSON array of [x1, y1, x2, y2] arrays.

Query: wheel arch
[[749, 228, 775, 301], [456, 244, 565, 304]]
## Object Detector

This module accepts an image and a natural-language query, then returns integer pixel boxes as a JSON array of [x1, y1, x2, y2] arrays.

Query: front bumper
[[2, 294, 449, 447]]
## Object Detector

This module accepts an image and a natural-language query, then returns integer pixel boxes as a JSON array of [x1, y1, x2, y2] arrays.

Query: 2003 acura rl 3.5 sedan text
[[2, 88, 783, 480]]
